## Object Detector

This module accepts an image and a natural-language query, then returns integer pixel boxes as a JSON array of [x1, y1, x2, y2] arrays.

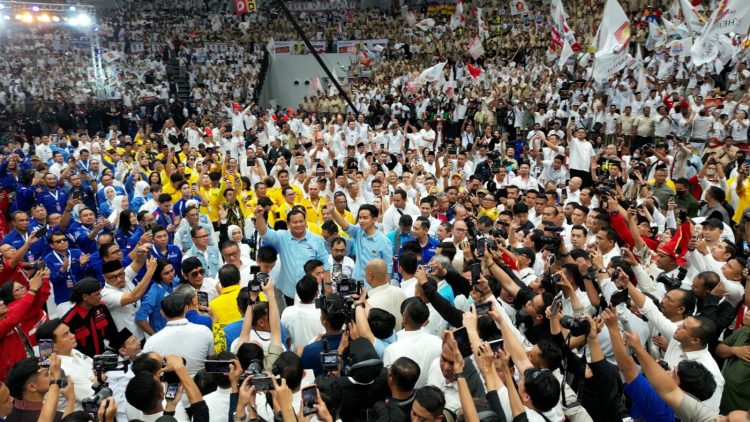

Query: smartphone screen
[[302, 386, 318, 416], [470, 261, 481, 284], [197, 291, 209, 307], [475, 301, 491, 316], [34, 226, 48, 239], [205, 360, 232, 373], [251, 376, 274, 392], [488, 339, 504, 353], [452, 327, 473, 358], [38, 339, 53, 367], [476, 237, 486, 258], [165, 383, 179, 400]]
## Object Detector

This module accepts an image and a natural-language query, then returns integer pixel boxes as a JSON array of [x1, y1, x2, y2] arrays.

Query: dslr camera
[[560, 316, 591, 337], [336, 278, 363, 297], [250, 272, 270, 292]]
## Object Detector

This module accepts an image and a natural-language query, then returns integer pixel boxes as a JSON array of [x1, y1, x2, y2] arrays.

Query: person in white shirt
[[383, 297, 442, 388], [398, 252, 419, 297], [203, 355, 236, 422], [366, 259, 407, 330], [142, 294, 215, 376], [280, 275, 325, 350], [382, 189, 421, 234], [36, 319, 94, 412], [566, 122, 595, 186], [100, 253, 156, 342], [329, 238, 355, 279]]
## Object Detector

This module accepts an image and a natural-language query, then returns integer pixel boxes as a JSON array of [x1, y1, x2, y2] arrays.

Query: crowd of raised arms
[[1, 0, 750, 421]]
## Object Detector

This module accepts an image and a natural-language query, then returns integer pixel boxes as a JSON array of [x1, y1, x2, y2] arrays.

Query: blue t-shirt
[[374, 332, 398, 358], [624, 374, 675, 422], [301, 333, 343, 377]]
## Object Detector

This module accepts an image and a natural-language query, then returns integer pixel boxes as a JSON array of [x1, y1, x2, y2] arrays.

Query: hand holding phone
[[302, 385, 318, 416]]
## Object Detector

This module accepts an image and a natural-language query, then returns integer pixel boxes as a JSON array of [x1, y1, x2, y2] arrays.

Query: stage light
[[52, 15, 59, 22], [14, 13, 20, 20], [69, 6, 75, 11], [3, 15, 9, 20], [30, 5, 39, 12], [0, 5, 5, 10], [21, 12, 32, 22], [38, 13, 50, 22], [69, 13, 91, 26]]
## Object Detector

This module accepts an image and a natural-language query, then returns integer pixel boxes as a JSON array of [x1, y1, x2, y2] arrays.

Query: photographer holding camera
[[125, 354, 209, 421]]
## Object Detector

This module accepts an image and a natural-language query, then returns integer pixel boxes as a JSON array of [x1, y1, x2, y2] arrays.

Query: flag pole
[[273, 0, 357, 113]]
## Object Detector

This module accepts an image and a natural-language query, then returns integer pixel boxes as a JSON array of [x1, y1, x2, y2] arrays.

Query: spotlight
[[21, 12, 32, 22], [3, 15, 9, 20], [14, 13, 20, 20], [74, 13, 91, 26], [52, 15, 59, 22], [0, 4, 5, 9], [69, 6, 75, 11], [38, 13, 50, 22], [30, 5, 39, 12]]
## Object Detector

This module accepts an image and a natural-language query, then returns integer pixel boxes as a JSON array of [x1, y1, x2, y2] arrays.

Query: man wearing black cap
[[335, 338, 389, 422], [61, 278, 119, 358], [106, 328, 140, 422], [101, 254, 157, 344]]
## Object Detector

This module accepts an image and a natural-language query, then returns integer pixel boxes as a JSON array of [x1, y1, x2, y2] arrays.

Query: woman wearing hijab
[[130, 180, 151, 212], [98, 186, 118, 217]]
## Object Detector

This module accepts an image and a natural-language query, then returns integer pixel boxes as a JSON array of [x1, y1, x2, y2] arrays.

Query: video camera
[[656, 267, 687, 291], [540, 225, 564, 249], [83, 353, 129, 420], [238, 359, 264, 386], [335, 277, 363, 297]]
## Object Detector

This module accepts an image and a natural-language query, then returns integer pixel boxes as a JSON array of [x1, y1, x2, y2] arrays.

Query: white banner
[[510, 0, 529, 15]]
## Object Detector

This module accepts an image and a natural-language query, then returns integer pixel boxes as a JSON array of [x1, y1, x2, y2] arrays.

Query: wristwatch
[[454, 372, 465, 379], [49, 379, 65, 387], [597, 269, 608, 274], [234, 414, 248, 422]]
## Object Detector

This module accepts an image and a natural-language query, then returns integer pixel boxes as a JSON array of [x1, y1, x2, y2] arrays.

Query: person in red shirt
[[0, 235, 41, 289], [60, 278, 119, 358], [0, 268, 49, 382]]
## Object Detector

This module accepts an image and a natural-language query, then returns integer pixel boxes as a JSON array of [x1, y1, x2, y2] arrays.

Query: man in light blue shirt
[[329, 203, 393, 286], [253, 205, 330, 303]]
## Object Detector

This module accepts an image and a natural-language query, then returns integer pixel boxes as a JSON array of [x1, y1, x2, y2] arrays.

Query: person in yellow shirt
[[732, 165, 750, 223], [210, 263, 243, 327], [477, 191, 500, 221], [332, 192, 355, 225], [199, 173, 223, 225], [300, 183, 327, 225], [273, 186, 301, 222], [238, 176, 256, 218], [267, 170, 304, 206]]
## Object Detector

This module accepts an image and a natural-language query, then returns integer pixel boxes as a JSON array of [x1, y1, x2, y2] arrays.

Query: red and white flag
[[416, 18, 435, 31], [311, 73, 323, 95], [442, 69, 457, 99], [550, 0, 579, 51], [510, 0, 529, 15], [234, 0, 249, 16], [466, 63, 483, 79], [679, 0, 707, 35], [450, 0, 464, 31]]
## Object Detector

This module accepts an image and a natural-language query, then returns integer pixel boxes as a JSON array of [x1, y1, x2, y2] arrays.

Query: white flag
[[645, 20, 667, 50], [691, 0, 750, 66], [415, 18, 435, 31], [558, 38, 574, 68], [550, 0, 577, 48], [679, 0, 707, 36], [593, 0, 632, 82], [510, 0, 529, 15], [266, 38, 276, 57], [450, 0, 464, 31], [468, 36, 485, 60], [662, 18, 693, 57], [477, 8, 489, 39], [416, 61, 447, 85], [311, 73, 323, 95]]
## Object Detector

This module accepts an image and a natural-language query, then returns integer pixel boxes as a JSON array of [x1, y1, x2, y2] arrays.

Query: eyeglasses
[[106, 248, 122, 256], [12, 285, 27, 294], [52, 238, 68, 244], [105, 271, 125, 281], [188, 268, 205, 277], [193, 234, 209, 239]]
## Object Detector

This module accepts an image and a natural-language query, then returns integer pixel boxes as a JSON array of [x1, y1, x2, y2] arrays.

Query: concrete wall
[[261, 53, 352, 109]]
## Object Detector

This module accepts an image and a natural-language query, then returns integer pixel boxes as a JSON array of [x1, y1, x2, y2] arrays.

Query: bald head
[[365, 259, 388, 287], [569, 177, 582, 190]]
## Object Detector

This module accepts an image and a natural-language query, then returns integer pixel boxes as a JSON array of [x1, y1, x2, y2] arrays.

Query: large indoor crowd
[[1, 0, 750, 421]]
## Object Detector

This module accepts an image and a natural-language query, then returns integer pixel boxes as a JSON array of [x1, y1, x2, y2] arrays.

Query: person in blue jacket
[[149, 224, 182, 274], [44, 231, 92, 307]]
